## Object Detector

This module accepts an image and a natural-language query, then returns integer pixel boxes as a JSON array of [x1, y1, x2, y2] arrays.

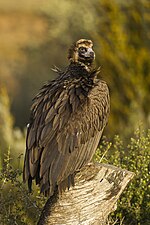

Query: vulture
[[23, 39, 110, 196]]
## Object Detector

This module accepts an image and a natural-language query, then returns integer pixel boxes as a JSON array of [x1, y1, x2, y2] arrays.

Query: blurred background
[[0, 0, 150, 156], [0, 0, 150, 224]]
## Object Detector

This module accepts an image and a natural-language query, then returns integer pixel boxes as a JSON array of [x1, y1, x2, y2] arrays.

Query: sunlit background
[[0, 0, 150, 224]]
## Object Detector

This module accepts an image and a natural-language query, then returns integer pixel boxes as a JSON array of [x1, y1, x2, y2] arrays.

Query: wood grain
[[37, 163, 134, 225]]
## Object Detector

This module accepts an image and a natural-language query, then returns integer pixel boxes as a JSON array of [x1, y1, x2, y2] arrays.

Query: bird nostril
[[90, 51, 94, 58]]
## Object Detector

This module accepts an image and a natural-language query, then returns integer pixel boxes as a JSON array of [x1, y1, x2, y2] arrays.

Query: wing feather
[[23, 75, 110, 196]]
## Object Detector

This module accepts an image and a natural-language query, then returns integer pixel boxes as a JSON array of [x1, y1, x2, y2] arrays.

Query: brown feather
[[23, 40, 110, 197]]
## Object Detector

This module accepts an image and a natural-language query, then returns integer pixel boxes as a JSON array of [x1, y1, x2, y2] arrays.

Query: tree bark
[[37, 163, 134, 225]]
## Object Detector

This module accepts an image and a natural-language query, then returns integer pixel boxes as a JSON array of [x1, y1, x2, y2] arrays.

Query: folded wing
[[23, 78, 110, 196]]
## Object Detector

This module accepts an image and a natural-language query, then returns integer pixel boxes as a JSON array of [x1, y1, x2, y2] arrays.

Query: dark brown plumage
[[23, 39, 110, 196]]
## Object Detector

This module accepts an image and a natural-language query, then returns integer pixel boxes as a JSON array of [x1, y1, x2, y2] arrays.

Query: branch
[[37, 163, 134, 225]]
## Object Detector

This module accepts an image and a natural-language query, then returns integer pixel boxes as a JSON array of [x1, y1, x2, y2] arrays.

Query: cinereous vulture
[[23, 39, 110, 196]]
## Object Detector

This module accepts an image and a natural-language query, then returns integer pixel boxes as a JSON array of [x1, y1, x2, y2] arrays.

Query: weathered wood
[[37, 163, 134, 225]]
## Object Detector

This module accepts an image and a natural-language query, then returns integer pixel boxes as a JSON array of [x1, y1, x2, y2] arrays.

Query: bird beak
[[84, 48, 95, 59]]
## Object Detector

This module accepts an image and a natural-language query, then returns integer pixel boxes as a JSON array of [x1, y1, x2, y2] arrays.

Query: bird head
[[68, 39, 95, 67]]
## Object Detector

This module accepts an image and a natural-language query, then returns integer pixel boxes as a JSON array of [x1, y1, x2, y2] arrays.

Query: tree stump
[[37, 163, 134, 225]]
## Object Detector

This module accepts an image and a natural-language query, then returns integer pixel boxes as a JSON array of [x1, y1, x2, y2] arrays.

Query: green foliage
[[0, 0, 149, 136], [95, 127, 150, 225], [93, 0, 150, 137], [0, 1, 149, 224], [0, 86, 13, 167], [0, 86, 13, 148], [0, 86, 25, 168], [0, 149, 46, 225], [0, 128, 149, 225]]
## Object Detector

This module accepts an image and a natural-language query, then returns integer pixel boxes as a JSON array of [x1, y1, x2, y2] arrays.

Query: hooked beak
[[84, 48, 95, 59]]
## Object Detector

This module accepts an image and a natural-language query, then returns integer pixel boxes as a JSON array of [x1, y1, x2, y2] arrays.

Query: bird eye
[[79, 47, 86, 52]]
